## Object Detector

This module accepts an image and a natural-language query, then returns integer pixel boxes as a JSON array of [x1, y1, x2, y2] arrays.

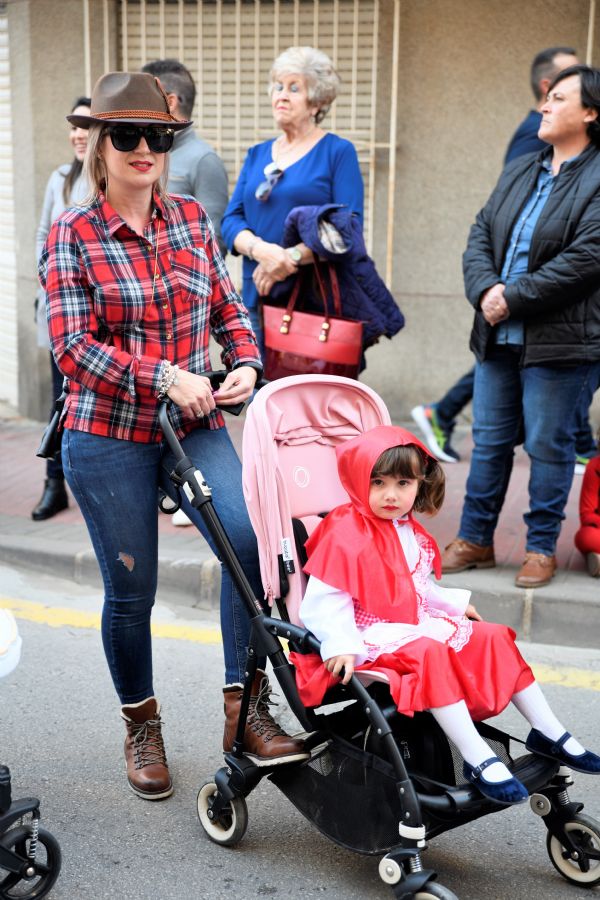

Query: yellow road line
[[2, 596, 600, 692], [530, 663, 600, 693], [0, 596, 222, 644]]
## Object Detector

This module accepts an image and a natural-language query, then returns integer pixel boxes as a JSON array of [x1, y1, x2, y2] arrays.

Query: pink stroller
[[192, 374, 600, 899]]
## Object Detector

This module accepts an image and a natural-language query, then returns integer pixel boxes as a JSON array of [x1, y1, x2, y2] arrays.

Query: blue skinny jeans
[[62, 424, 265, 704], [458, 346, 600, 555]]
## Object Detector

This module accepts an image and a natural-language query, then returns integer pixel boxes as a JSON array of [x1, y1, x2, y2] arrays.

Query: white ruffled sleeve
[[299, 576, 368, 664], [424, 579, 471, 616]]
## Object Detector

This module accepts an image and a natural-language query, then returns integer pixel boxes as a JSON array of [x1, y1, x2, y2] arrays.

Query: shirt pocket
[[93, 279, 149, 329], [170, 247, 211, 303]]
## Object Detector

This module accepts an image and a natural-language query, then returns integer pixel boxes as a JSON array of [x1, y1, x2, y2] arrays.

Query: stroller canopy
[[242, 374, 391, 623]]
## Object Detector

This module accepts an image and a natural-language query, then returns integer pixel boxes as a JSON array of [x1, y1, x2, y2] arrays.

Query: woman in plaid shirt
[[40, 72, 307, 801]]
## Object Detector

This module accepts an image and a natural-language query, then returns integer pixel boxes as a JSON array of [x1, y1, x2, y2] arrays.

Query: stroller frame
[[159, 381, 600, 899], [0, 766, 62, 899]]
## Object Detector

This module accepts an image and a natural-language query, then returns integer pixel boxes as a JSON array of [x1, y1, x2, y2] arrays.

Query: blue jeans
[[62, 425, 265, 703], [247, 306, 264, 359], [458, 346, 600, 555], [435, 367, 475, 431]]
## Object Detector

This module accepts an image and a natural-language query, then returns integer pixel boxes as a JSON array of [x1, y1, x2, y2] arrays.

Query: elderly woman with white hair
[[222, 45, 364, 351]]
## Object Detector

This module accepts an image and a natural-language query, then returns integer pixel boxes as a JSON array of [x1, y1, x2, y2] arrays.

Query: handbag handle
[[278, 261, 341, 343]]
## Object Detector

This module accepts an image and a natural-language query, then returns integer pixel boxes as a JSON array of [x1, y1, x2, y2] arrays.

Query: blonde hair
[[83, 124, 171, 203], [269, 46, 340, 124]]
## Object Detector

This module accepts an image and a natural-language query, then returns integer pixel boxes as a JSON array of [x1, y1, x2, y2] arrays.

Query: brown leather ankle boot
[[223, 669, 309, 767], [121, 697, 173, 800]]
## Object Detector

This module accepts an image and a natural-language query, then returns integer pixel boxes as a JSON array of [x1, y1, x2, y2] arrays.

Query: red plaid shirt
[[39, 192, 261, 442]]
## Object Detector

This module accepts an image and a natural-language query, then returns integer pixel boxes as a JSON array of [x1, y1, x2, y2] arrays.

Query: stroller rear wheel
[[197, 780, 248, 847], [546, 814, 600, 886], [0, 825, 61, 899]]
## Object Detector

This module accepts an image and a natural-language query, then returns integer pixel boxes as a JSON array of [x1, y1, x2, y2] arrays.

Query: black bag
[[36, 388, 67, 460]]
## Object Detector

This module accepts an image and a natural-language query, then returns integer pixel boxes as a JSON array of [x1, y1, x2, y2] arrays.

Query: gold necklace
[[274, 128, 317, 166]]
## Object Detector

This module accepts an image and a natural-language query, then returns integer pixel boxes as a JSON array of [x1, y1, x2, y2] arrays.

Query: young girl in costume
[[292, 425, 600, 805], [575, 428, 600, 578]]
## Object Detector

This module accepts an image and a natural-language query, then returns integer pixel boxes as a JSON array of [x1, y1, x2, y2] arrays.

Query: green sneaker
[[410, 405, 460, 462]]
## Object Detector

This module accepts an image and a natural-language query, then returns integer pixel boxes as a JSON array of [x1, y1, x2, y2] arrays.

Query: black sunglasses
[[106, 125, 174, 154], [255, 162, 283, 201]]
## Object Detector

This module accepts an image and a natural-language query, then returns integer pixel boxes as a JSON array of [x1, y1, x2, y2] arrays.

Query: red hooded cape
[[303, 425, 442, 622]]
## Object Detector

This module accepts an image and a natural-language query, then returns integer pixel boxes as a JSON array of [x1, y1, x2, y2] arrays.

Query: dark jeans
[[247, 306, 264, 358], [458, 346, 600, 555], [62, 425, 265, 703], [435, 362, 597, 456], [47, 354, 65, 480], [435, 367, 475, 430]]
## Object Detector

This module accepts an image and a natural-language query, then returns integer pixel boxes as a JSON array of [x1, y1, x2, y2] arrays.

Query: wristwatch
[[287, 247, 302, 265]]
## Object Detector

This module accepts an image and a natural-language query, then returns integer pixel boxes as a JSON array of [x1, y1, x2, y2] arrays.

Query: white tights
[[430, 681, 584, 783]]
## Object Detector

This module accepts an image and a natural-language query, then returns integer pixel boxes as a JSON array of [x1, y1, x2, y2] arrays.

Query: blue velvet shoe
[[463, 756, 529, 806], [525, 729, 600, 773]]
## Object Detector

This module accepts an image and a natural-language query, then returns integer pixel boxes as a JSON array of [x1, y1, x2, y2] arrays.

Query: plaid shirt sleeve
[[40, 216, 162, 404]]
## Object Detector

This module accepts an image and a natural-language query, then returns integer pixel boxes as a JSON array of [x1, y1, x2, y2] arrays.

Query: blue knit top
[[221, 132, 364, 310]]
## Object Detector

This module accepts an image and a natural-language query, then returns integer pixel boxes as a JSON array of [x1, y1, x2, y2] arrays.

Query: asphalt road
[[1, 563, 599, 900]]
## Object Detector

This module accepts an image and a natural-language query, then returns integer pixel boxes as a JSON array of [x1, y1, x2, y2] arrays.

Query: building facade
[[1, 0, 597, 421]]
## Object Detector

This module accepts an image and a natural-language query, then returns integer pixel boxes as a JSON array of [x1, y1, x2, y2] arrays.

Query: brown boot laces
[[247, 678, 287, 744], [129, 717, 168, 770]]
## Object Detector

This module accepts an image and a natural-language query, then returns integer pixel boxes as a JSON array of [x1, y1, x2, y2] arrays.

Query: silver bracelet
[[157, 361, 180, 399], [247, 236, 260, 261]]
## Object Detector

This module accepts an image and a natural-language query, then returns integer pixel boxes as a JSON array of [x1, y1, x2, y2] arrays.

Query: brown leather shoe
[[515, 552, 557, 588], [441, 539, 495, 573], [223, 670, 310, 767], [586, 552, 600, 578], [121, 697, 173, 800]]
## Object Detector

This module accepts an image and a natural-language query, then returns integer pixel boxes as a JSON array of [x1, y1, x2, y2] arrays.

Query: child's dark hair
[[371, 444, 445, 514]]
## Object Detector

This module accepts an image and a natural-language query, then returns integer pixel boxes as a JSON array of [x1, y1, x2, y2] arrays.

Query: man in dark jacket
[[504, 45, 578, 164], [442, 64, 600, 588]]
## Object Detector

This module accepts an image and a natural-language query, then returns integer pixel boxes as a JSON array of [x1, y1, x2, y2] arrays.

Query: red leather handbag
[[262, 261, 363, 381]]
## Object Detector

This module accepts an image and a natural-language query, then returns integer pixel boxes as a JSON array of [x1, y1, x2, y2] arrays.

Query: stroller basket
[[270, 736, 404, 855]]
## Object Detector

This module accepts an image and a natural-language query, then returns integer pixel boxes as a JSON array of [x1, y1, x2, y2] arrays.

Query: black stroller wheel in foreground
[[546, 813, 600, 886], [413, 884, 459, 900], [197, 781, 248, 847], [379, 855, 458, 899], [0, 825, 61, 899]]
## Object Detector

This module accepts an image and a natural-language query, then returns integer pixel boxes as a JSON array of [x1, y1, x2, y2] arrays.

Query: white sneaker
[[0, 609, 22, 679], [410, 405, 460, 463], [172, 508, 193, 527]]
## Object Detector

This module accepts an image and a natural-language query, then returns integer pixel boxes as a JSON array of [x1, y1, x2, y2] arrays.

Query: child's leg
[[511, 682, 585, 755], [430, 700, 513, 783]]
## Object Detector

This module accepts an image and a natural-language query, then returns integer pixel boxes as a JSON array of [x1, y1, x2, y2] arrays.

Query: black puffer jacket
[[464, 143, 600, 366]]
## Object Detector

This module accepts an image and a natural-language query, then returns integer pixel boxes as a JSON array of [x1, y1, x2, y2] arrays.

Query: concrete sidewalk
[[0, 402, 598, 648]]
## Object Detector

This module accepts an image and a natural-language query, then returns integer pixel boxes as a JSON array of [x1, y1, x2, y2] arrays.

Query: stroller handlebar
[[158, 368, 262, 456]]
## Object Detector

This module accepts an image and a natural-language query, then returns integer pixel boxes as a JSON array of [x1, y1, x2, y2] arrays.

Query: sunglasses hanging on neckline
[[106, 125, 175, 154], [255, 161, 283, 201]]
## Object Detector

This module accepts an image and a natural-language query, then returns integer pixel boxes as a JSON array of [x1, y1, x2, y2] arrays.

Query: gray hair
[[269, 46, 340, 123], [83, 124, 171, 204]]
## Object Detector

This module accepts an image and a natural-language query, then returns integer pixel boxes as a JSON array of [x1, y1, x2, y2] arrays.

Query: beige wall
[[364, 0, 596, 422], [8, 0, 88, 418]]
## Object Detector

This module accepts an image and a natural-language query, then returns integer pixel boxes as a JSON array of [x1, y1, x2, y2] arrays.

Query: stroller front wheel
[[0, 825, 62, 899], [414, 883, 459, 899], [197, 780, 248, 847], [546, 814, 600, 886]]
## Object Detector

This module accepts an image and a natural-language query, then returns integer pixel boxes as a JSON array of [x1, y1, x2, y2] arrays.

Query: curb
[[0, 536, 222, 612], [441, 570, 600, 649]]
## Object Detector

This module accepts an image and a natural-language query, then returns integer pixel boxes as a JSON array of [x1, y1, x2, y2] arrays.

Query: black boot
[[31, 477, 69, 521]]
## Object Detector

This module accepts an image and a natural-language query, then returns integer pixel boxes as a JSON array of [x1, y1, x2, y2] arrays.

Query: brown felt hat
[[66, 71, 192, 130]]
